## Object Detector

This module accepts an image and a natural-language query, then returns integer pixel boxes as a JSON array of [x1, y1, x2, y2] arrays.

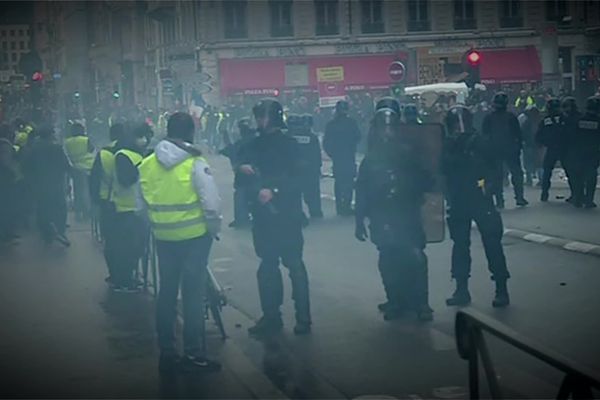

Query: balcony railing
[[500, 16, 524, 28], [408, 19, 431, 32], [454, 18, 477, 30]]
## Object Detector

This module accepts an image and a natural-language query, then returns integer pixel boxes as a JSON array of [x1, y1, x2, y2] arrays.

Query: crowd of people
[[0, 88, 598, 375]]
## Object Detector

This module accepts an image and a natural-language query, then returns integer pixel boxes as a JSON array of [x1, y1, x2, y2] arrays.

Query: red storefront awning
[[218, 53, 411, 97], [479, 46, 542, 85]]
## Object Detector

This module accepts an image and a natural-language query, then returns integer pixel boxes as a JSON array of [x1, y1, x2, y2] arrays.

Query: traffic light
[[112, 91, 120, 99], [31, 71, 43, 82], [73, 91, 81, 99], [463, 49, 481, 88]]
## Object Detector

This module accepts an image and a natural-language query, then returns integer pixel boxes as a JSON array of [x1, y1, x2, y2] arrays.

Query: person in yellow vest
[[110, 123, 148, 292], [64, 123, 95, 221], [89, 123, 124, 287], [139, 112, 222, 374]]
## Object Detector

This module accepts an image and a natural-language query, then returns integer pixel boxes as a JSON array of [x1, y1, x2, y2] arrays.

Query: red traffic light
[[32, 71, 43, 81], [466, 50, 481, 66]]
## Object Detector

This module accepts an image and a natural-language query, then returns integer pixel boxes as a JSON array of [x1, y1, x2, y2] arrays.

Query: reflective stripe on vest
[[112, 149, 143, 212], [65, 136, 95, 172], [99, 145, 117, 201], [139, 154, 207, 241]]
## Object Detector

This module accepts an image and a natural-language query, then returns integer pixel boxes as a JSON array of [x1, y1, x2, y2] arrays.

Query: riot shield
[[400, 123, 445, 243]]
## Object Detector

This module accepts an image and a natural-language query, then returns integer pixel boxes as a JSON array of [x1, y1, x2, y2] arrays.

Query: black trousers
[[99, 201, 117, 280], [492, 152, 525, 202], [447, 194, 510, 282], [233, 187, 251, 224], [541, 147, 565, 193], [156, 235, 212, 357], [300, 173, 323, 217], [36, 189, 67, 242], [377, 244, 429, 311], [112, 212, 144, 287], [569, 154, 599, 205], [333, 166, 355, 214], [252, 218, 311, 324]]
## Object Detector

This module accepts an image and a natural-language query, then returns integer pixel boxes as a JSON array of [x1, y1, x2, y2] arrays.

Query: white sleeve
[[192, 158, 222, 229]]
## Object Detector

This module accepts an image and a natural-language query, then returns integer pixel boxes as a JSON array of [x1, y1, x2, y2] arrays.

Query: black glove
[[355, 220, 368, 242]]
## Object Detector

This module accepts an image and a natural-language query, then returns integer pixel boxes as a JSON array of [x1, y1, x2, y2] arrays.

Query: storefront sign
[[318, 82, 346, 108], [432, 38, 506, 52], [316, 66, 344, 82]]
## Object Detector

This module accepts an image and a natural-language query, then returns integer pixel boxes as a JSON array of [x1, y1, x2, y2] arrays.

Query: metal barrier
[[455, 308, 600, 399]]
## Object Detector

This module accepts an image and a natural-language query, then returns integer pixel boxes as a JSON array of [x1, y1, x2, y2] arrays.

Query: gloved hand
[[206, 216, 222, 238], [355, 220, 368, 242]]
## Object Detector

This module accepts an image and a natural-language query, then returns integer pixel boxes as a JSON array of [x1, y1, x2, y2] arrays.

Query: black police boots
[[492, 280, 510, 308], [248, 316, 283, 336], [446, 280, 472, 306], [540, 191, 549, 202]]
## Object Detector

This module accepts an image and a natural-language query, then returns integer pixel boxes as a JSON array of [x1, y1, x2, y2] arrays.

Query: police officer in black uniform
[[536, 98, 567, 202], [443, 105, 510, 308], [403, 103, 421, 125], [288, 114, 323, 219], [355, 105, 434, 321], [323, 100, 361, 216], [562, 97, 581, 204], [482, 92, 528, 208], [571, 96, 600, 208], [239, 99, 312, 336]]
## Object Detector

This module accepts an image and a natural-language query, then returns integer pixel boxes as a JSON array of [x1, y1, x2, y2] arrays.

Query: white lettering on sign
[[579, 120, 599, 130], [293, 136, 311, 144]]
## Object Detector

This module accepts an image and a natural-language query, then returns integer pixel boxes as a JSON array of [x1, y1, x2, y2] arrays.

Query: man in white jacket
[[138, 112, 222, 374]]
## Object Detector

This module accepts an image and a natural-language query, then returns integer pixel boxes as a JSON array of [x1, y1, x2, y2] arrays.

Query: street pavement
[[0, 155, 599, 399]]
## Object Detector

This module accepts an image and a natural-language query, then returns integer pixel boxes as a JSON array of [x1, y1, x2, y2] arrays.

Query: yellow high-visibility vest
[[99, 141, 117, 201], [112, 149, 143, 212], [139, 154, 207, 241], [65, 136, 95, 173]]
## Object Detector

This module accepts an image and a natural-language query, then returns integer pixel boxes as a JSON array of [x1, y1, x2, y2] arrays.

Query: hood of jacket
[[154, 139, 197, 170]]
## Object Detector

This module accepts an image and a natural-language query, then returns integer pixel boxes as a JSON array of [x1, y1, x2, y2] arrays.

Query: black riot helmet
[[561, 96, 578, 115], [335, 100, 350, 115], [445, 105, 474, 137], [253, 98, 285, 131], [375, 97, 401, 114], [403, 103, 419, 124], [585, 96, 600, 115], [237, 118, 254, 138], [301, 113, 314, 129], [369, 107, 400, 149], [492, 92, 509, 110], [546, 98, 562, 115]]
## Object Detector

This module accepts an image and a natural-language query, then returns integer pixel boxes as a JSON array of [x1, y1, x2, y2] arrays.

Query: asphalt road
[[0, 155, 598, 399]]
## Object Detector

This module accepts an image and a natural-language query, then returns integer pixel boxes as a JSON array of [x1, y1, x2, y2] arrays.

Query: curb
[[502, 228, 600, 258]]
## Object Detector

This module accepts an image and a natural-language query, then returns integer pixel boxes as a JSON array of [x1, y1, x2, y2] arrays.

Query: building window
[[499, 0, 523, 28], [19, 41, 25, 50], [223, 1, 248, 39], [26, 29, 30, 36], [37, 22, 44, 33], [559, 47, 572, 73], [10, 42, 15, 50], [454, 0, 476, 29], [1, 30, 5, 37], [18, 29, 23, 36], [315, 0, 339, 36], [407, 0, 430, 32], [10, 30, 15, 36], [270, 0, 293, 37], [2, 42, 6, 51], [11, 53, 17, 62], [361, 0, 384, 34], [546, 0, 569, 24]]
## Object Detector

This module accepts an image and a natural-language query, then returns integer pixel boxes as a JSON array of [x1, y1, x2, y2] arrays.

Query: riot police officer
[[571, 96, 600, 208], [443, 106, 510, 308], [239, 99, 312, 335], [562, 97, 581, 204], [482, 92, 528, 208], [403, 103, 422, 125], [355, 106, 433, 321], [288, 114, 323, 219], [536, 98, 567, 202], [375, 97, 401, 114], [323, 100, 361, 216]]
